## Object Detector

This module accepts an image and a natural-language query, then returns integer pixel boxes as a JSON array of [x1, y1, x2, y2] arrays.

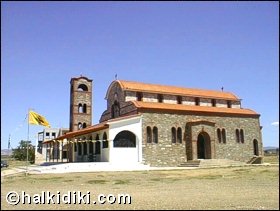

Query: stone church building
[[42, 76, 263, 166]]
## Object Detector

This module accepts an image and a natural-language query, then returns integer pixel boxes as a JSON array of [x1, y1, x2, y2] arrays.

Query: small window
[[136, 92, 143, 101], [83, 104, 87, 113], [78, 122, 83, 130], [158, 94, 163, 103], [153, 127, 158, 143], [240, 129, 244, 143], [52, 132, 56, 138], [217, 129, 221, 143], [236, 129, 240, 143], [177, 127, 182, 143], [78, 103, 83, 113], [46, 132, 50, 138], [177, 96, 182, 104], [211, 99, 216, 107], [222, 129, 226, 143], [227, 100, 232, 108], [147, 126, 152, 144], [195, 97, 200, 106], [171, 127, 176, 144], [83, 123, 87, 128]]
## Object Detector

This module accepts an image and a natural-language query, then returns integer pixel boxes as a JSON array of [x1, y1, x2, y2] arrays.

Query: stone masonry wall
[[142, 112, 262, 167]]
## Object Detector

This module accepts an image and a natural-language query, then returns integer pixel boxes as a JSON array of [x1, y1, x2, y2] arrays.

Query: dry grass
[[1, 165, 279, 210]]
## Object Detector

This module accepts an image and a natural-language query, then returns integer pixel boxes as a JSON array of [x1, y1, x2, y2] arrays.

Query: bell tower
[[69, 76, 93, 132]]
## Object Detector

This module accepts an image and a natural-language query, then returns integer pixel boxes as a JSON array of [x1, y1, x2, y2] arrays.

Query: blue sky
[[1, 2, 279, 149]]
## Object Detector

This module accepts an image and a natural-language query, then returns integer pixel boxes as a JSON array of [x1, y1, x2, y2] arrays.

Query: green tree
[[12, 140, 35, 164]]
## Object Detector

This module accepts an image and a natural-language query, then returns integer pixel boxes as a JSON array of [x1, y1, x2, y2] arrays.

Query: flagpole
[[26, 108, 30, 176]]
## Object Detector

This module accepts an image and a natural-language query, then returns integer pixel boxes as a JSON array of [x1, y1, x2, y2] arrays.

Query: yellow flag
[[29, 110, 51, 128]]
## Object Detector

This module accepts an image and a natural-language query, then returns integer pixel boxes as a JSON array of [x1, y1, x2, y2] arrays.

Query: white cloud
[[271, 121, 279, 126]]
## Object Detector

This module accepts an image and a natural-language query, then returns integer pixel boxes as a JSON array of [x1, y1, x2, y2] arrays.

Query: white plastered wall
[[108, 115, 142, 165]]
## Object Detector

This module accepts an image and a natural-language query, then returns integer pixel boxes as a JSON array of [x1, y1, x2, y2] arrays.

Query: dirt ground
[[1, 165, 279, 210]]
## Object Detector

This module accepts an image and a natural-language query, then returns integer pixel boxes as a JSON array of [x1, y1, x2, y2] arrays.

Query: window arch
[[136, 92, 143, 101], [111, 100, 120, 118], [171, 127, 176, 144], [147, 126, 152, 144], [177, 127, 182, 143], [177, 96, 182, 104], [153, 127, 158, 143], [95, 134, 100, 141], [103, 132, 108, 148], [158, 94, 163, 103], [113, 130, 136, 147], [83, 104, 87, 113], [78, 103, 83, 113], [77, 84, 88, 91], [83, 123, 87, 128], [240, 129, 244, 143], [236, 129, 240, 143], [78, 122, 83, 130], [217, 128, 222, 143], [222, 129, 226, 143]]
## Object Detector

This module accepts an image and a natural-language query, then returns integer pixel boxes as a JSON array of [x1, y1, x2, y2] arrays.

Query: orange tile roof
[[43, 122, 109, 143], [132, 101, 259, 117], [117, 80, 239, 101], [43, 114, 142, 143]]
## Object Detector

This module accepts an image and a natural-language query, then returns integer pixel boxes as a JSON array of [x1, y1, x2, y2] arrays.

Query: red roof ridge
[[117, 80, 239, 100], [131, 101, 259, 117]]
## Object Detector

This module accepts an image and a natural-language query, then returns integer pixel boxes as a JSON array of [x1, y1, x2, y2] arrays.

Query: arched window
[[236, 129, 240, 143], [77, 84, 88, 91], [222, 129, 226, 143], [227, 100, 232, 108], [195, 97, 200, 106], [177, 96, 182, 104], [217, 128, 221, 143], [147, 126, 152, 144], [211, 99, 216, 107], [78, 103, 83, 113], [171, 127, 176, 144], [78, 122, 83, 130], [83, 123, 87, 128], [83, 104, 87, 113], [111, 100, 120, 118], [153, 127, 158, 144], [102, 132, 108, 148], [136, 92, 143, 101], [240, 129, 244, 143], [158, 94, 163, 103], [95, 134, 100, 141], [177, 127, 182, 143], [113, 131, 136, 147]]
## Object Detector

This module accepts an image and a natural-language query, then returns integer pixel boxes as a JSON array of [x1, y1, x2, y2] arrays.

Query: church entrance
[[197, 132, 211, 159]]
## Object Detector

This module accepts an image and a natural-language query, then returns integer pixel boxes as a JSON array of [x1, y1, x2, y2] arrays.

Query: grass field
[[1, 165, 279, 210]]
